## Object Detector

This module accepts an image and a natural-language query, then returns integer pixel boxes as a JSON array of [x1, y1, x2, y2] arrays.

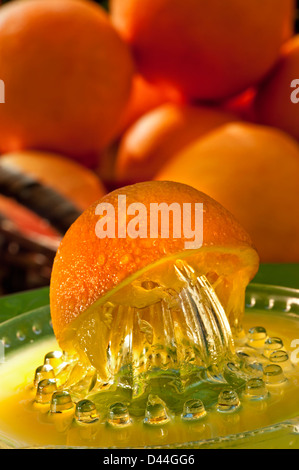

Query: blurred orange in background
[[0, 193, 61, 294], [0, 151, 106, 211], [255, 34, 299, 143], [97, 73, 181, 188], [0, 194, 60, 244], [0, 0, 134, 168], [156, 122, 299, 263], [115, 103, 237, 185], [110, 0, 295, 102], [50, 180, 259, 350]]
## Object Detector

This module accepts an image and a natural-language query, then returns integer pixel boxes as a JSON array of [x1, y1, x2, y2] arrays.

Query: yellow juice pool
[[0, 307, 299, 449]]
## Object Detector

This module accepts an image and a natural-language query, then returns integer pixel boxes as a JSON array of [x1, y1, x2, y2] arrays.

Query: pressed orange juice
[[0, 304, 299, 449]]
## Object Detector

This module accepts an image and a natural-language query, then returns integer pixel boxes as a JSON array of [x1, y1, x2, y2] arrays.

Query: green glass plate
[[0, 283, 299, 449]]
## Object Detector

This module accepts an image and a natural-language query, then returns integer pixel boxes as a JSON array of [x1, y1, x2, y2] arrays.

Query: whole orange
[[115, 103, 237, 184], [156, 123, 299, 263], [111, 0, 294, 101], [0, 0, 134, 167], [255, 35, 299, 142]]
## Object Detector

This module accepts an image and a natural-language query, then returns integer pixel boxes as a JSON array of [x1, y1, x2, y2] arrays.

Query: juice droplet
[[263, 364, 286, 385], [50, 391, 74, 413], [217, 389, 240, 412], [244, 378, 268, 400], [44, 350, 64, 369], [34, 364, 55, 387], [35, 379, 57, 404], [119, 254, 132, 265], [1, 337, 11, 349], [269, 350, 289, 363], [107, 402, 132, 427], [49, 390, 74, 433], [182, 399, 206, 421], [97, 254, 106, 266], [263, 337, 284, 358], [16, 330, 26, 341], [247, 326, 267, 349], [75, 399, 99, 423], [144, 395, 170, 426]]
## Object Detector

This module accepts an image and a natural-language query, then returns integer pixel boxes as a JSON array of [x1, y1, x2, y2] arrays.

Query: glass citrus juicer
[[0, 181, 299, 449]]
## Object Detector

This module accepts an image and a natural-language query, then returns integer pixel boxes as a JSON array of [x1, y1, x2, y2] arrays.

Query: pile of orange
[[0, 0, 298, 266], [108, 0, 299, 263]]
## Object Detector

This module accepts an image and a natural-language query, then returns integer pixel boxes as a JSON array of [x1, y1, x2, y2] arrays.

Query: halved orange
[[50, 182, 259, 378]]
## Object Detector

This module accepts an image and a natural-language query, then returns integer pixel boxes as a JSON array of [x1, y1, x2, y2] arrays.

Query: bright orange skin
[[115, 103, 237, 184], [156, 123, 299, 262], [111, 0, 294, 101], [50, 181, 257, 339], [0, 151, 106, 211], [0, 0, 134, 167], [255, 35, 299, 142]]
